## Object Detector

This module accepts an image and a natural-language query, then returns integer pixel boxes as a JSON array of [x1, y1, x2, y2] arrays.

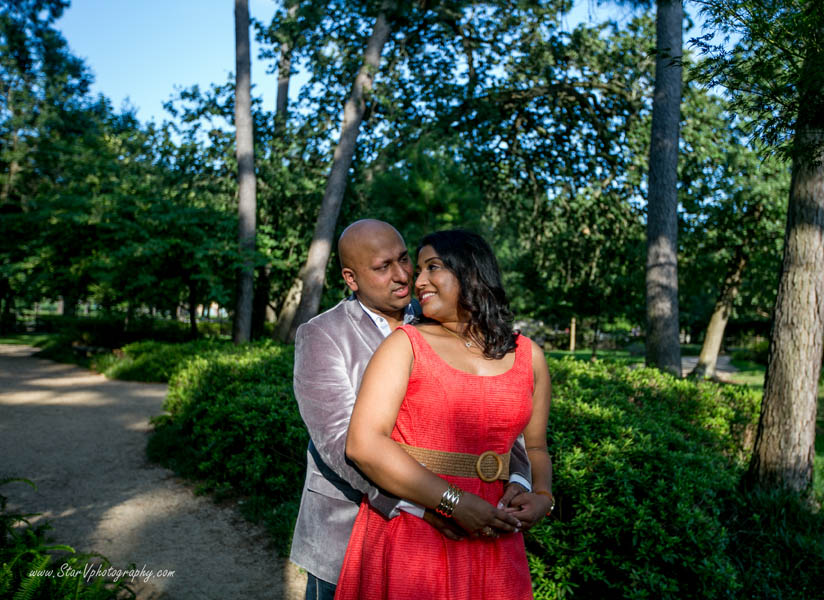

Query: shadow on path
[[0, 344, 305, 600]]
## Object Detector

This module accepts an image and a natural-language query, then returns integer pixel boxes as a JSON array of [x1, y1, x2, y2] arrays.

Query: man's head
[[338, 219, 413, 320]]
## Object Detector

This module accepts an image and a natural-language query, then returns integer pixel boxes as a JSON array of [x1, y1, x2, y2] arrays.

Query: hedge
[[145, 343, 824, 598]]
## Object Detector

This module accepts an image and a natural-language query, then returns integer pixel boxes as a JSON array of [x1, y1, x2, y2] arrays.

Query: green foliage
[[34, 315, 193, 347], [93, 339, 232, 383], [526, 358, 767, 599], [730, 339, 769, 366], [146, 340, 307, 552], [0, 479, 134, 600], [144, 338, 822, 595], [722, 487, 824, 599], [690, 0, 824, 156]]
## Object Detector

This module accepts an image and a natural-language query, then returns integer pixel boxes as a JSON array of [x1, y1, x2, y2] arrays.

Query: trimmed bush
[[34, 314, 193, 348], [525, 358, 823, 600], [730, 339, 769, 366], [147, 340, 306, 551], [144, 342, 823, 594], [93, 339, 232, 383]]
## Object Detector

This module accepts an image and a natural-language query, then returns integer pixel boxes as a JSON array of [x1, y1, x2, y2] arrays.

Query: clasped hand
[[423, 483, 551, 540]]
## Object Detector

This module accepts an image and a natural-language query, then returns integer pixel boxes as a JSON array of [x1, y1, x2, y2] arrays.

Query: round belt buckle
[[476, 450, 503, 482]]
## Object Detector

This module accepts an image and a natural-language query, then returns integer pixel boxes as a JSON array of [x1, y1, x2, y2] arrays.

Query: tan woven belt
[[399, 443, 510, 483]]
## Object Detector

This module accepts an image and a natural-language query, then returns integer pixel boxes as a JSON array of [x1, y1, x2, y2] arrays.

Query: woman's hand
[[503, 491, 554, 530], [452, 491, 522, 537]]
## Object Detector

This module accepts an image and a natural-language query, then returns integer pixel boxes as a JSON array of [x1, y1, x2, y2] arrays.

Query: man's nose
[[391, 262, 410, 282]]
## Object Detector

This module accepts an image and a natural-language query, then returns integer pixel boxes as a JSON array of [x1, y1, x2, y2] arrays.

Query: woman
[[336, 230, 554, 600]]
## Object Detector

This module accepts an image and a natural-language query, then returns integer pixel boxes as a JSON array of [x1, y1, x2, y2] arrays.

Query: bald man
[[289, 220, 532, 600]]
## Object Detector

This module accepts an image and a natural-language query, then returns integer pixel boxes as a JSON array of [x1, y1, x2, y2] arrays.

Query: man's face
[[342, 228, 413, 318]]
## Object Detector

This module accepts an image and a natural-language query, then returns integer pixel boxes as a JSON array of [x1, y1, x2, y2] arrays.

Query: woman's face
[[415, 245, 462, 322]]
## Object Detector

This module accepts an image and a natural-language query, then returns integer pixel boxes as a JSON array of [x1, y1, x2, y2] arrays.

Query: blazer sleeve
[[293, 320, 401, 518], [509, 433, 532, 487]]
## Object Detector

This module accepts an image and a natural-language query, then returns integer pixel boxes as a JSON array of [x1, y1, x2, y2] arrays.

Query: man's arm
[[293, 320, 401, 517], [509, 434, 532, 489]]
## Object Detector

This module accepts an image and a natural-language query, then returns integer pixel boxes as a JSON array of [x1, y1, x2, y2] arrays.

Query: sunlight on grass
[[0, 333, 52, 346], [547, 348, 645, 366]]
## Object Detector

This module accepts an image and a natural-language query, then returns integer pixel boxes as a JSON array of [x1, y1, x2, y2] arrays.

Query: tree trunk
[[252, 4, 295, 338], [62, 294, 78, 319], [645, 0, 683, 376], [188, 282, 199, 340], [251, 264, 271, 339], [590, 315, 601, 360], [275, 2, 396, 343], [232, 0, 257, 344], [745, 124, 824, 493], [275, 4, 297, 122], [569, 316, 576, 352], [2, 88, 20, 204], [691, 203, 765, 379]]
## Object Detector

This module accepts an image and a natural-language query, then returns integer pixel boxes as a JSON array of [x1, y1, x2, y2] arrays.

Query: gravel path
[[0, 344, 305, 600]]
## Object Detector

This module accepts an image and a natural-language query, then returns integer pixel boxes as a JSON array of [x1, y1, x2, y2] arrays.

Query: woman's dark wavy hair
[[418, 229, 517, 359]]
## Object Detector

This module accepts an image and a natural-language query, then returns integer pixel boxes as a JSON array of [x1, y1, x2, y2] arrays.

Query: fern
[[1, 478, 134, 600], [12, 552, 49, 600]]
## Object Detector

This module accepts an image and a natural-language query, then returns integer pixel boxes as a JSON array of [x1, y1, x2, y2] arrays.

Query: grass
[[0, 333, 53, 346], [547, 347, 644, 366]]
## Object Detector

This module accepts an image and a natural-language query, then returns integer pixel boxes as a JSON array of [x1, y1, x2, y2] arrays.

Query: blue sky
[[55, 1, 643, 125], [57, 0, 280, 123]]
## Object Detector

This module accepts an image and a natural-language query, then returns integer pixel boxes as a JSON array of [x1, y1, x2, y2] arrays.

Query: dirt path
[[0, 344, 306, 600], [680, 354, 738, 380]]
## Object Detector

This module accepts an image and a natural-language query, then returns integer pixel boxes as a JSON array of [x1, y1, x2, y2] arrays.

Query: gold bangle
[[535, 490, 555, 516], [435, 483, 464, 518]]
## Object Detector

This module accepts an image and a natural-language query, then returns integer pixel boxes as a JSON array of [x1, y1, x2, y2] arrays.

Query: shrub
[[147, 340, 306, 552], [144, 342, 823, 595], [730, 339, 769, 366], [33, 314, 206, 351], [0, 479, 134, 600], [526, 358, 763, 600], [93, 339, 231, 383]]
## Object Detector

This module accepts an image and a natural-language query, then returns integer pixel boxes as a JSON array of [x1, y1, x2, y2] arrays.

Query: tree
[[233, 0, 257, 343], [693, 0, 824, 493], [677, 89, 789, 378], [275, 0, 397, 342], [644, 0, 684, 375], [0, 0, 88, 327]]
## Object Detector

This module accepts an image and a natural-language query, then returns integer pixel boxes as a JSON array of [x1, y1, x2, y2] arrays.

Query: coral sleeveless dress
[[334, 324, 535, 600]]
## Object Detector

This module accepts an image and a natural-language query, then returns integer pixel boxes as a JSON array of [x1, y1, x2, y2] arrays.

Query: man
[[290, 220, 532, 600]]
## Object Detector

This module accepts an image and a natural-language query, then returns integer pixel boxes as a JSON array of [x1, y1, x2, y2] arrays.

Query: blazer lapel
[[342, 295, 384, 352]]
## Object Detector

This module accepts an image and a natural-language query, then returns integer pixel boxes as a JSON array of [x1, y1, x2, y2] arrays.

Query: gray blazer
[[289, 295, 532, 584]]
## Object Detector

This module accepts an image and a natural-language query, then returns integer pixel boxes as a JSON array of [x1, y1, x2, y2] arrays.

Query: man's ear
[[342, 267, 358, 292]]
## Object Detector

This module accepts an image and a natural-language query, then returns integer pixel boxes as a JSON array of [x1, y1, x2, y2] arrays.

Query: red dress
[[334, 324, 535, 600]]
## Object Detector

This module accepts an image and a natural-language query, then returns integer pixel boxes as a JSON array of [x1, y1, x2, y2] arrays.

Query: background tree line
[[2, 0, 821, 495]]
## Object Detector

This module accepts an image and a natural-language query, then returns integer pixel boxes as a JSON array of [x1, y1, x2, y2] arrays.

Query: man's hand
[[422, 508, 466, 541], [497, 481, 527, 510], [502, 491, 554, 530]]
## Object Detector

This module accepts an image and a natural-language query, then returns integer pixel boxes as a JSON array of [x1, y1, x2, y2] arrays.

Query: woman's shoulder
[[514, 332, 544, 362]]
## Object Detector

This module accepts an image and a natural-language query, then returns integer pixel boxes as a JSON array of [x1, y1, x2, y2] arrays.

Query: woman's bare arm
[[346, 329, 521, 534]]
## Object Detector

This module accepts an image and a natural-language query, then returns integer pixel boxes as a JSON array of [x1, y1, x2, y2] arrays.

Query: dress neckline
[[405, 324, 521, 378]]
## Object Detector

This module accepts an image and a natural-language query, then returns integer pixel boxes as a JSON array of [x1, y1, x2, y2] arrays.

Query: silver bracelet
[[435, 483, 464, 518]]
